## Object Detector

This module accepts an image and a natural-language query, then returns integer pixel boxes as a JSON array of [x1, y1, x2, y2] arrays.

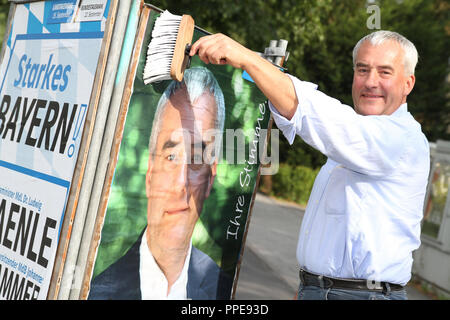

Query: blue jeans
[[297, 283, 408, 300]]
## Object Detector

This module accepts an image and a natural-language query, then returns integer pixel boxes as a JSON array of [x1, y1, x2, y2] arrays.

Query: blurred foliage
[[268, 164, 320, 206], [0, 0, 9, 45]]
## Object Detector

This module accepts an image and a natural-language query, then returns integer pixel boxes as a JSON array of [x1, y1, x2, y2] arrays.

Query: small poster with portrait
[[0, 0, 112, 300], [82, 5, 274, 300]]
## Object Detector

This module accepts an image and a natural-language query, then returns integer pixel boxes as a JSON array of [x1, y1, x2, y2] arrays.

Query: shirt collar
[[139, 229, 192, 299], [391, 103, 408, 117]]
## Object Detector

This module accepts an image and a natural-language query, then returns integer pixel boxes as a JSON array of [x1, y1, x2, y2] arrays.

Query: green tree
[[0, 0, 10, 44], [149, 0, 333, 61]]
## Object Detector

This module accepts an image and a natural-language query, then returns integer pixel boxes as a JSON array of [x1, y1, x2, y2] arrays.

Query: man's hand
[[189, 33, 256, 70]]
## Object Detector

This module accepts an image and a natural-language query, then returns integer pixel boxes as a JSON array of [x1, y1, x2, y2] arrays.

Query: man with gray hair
[[190, 30, 429, 300], [89, 67, 231, 300]]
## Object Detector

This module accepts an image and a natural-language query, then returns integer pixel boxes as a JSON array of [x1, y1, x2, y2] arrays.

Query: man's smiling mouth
[[166, 207, 189, 214], [361, 93, 384, 99]]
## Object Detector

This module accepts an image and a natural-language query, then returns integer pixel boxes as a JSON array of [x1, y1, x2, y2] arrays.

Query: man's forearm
[[243, 51, 298, 120]]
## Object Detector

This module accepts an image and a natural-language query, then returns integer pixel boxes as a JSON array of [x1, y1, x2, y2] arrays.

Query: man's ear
[[145, 154, 154, 198], [404, 74, 415, 97], [205, 160, 217, 198]]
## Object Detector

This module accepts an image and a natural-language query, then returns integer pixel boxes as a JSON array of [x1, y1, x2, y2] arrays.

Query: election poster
[[0, 0, 111, 300], [84, 6, 273, 300]]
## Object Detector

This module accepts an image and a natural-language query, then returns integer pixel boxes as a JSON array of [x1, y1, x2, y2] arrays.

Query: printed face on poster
[[88, 9, 272, 300], [0, 1, 109, 300]]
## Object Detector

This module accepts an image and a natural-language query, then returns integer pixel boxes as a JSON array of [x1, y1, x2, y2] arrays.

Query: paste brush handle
[[185, 44, 192, 69]]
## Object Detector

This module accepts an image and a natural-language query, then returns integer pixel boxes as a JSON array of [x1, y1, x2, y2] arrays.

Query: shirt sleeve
[[269, 74, 411, 177]]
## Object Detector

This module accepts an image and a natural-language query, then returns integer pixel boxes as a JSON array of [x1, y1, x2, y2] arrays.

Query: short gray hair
[[352, 30, 418, 75], [148, 67, 225, 159]]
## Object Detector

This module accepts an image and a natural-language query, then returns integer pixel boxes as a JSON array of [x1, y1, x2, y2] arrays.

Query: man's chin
[[356, 102, 385, 116], [159, 231, 192, 249], [158, 241, 192, 257]]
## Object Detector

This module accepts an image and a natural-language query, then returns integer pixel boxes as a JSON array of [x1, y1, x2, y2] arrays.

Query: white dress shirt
[[139, 230, 192, 299], [269, 75, 430, 286]]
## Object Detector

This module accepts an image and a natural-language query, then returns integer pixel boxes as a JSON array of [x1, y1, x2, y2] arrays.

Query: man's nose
[[172, 160, 189, 194], [365, 68, 379, 88]]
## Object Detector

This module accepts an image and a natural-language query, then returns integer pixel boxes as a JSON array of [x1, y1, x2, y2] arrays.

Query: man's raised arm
[[190, 33, 298, 120]]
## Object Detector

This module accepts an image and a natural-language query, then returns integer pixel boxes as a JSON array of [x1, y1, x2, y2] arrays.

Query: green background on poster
[[92, 10, 271, 282]]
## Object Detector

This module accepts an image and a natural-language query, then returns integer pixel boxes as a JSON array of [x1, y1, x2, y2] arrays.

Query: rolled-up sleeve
[[268, 74, 411, 177], [268, 75, 318, 145]]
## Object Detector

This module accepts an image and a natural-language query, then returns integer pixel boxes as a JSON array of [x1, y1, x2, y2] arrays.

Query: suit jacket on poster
[[88, 231, 233, 300]]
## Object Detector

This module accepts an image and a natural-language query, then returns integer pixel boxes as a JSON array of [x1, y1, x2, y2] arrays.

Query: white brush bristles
[[143, 10, 182, 84]]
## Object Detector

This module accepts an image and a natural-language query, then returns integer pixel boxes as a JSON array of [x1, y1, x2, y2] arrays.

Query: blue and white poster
[[0, 0, 110, 300]]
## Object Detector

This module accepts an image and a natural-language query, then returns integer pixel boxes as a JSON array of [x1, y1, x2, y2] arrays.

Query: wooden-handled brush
[[143, 10, 195, 84]]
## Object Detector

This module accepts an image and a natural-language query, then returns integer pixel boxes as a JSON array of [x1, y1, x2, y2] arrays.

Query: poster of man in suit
[[88, 8, 273, 300]]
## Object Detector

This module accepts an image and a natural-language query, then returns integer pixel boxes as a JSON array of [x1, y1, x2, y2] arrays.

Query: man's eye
[[167, 154, 176, 161]]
